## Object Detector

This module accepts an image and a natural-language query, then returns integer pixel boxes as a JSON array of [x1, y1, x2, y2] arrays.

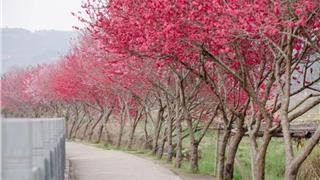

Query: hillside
[[1, 28, 76, 73]]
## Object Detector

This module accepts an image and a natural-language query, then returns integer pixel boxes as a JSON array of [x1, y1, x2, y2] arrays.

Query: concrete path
[[66, 142, 182, 180]]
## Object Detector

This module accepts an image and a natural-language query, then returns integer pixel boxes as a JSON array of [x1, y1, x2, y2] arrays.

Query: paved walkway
[[66, 142, 182, 180]]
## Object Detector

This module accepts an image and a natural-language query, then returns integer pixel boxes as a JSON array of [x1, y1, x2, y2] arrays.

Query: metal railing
[[2, 118, 65, 180]]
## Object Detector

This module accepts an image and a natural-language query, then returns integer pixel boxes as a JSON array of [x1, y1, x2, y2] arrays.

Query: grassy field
[[94, 129, 320, 180], [184, 132, 287, 180]]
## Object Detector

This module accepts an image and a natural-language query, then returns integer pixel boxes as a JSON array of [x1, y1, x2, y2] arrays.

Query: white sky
[[2, 0, 84, 31]]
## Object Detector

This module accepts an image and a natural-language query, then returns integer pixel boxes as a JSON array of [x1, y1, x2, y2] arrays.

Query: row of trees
[[2, 0, 320, 179]]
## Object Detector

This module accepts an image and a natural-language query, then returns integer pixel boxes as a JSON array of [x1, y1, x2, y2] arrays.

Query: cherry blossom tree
[[78, 0, 320, 179], [1, 1, 319, 180]]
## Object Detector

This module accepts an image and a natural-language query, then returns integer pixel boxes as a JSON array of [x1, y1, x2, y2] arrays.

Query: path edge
[[64, 158, 76, 180]]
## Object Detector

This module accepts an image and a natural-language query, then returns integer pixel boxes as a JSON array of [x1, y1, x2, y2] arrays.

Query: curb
[[64, 158, 76, 180]]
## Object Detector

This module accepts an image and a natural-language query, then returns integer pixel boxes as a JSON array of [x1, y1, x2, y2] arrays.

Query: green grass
[[98, 143, 153, 156], [181, 133, 285, 179], [198, 140, 215, 173], [265, 139, 286, 180], [90, 131, 319, 180], [230, 138, 286, 180]]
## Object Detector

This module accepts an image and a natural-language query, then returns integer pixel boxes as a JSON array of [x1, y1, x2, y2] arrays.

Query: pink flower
[[295, 8, 302, 16], [274, 2, 280, 15]]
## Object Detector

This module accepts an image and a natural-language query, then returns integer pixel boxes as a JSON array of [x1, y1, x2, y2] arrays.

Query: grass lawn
[[186, 132, 286, 180], [93, 129, 319, 180]]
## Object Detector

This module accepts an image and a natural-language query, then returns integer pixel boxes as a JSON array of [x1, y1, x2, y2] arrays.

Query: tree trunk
[[68, 120, 76, 139], [87, 126, 95, 141], [186, 117, 199, 173], [116, 122, 124, 148], [101, 109, 113, 144], [72, 111, 87, 139], [190, 143, 199, 173], [285, 126, 320, 180], [157, 128, 167, 159], [127, 123, 138, 149], [217, 129, 231, 180], [72, 117, 85, 139], [88, 112, 105, 141], [96, 124, 104, 143], [224, 122, 244, 180], [279, 101, 296, 180], [175, 117, 183, 168], [65, 114, 70, 137], [251, 149, 262, 180], [103, 124, 112, 144], [152, 107, 164, 154], [167, 117, 173, 162], [81, 121, 90, 140], [69, 106, 80, 139], [250, 132, 272, 180], [116, 111, 126, 149], [143, 115, 151, 149], [252, 156, 266, 180], [214, 127, 221, 177], [285, 166, 298, 180]]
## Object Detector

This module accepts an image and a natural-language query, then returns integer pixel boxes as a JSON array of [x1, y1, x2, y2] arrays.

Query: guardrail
[[2, 118, 65, 180]]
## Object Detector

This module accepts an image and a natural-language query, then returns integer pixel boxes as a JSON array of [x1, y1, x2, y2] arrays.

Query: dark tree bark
[[88, 111, 105, 141], [127, 108, 143, 149], [157, 128, 167, 159], [98, 109, 113, 143], [166, 117, 174, 162], [224, 121, 245, 180], [175, 116, 183, 168], [152, 101, 164, 155], [68, 119, 77, 139], [116, 104, 126, 149], [96, 124, 104, 143], [72, 112, 86, 139], [143, 111, 151, 149], [81, 121, 91, 140], [217, 128, 231, 180]]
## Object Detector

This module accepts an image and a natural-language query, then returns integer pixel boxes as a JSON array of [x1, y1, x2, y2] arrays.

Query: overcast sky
[[2, 0, 83, 31]]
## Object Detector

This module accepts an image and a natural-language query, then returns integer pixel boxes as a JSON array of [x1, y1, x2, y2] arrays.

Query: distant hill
[[1, 28, 76, 73]]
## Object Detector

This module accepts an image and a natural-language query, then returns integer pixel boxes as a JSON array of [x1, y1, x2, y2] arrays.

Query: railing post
[[2, 118, 65, 180], [2, 119, 33, 180], [31, 119, 46, 180]]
